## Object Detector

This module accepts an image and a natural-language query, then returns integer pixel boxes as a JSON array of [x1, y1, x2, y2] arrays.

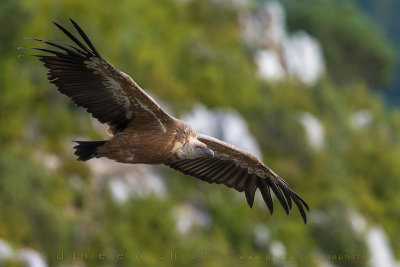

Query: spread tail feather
[[73, 140, 107, 161]]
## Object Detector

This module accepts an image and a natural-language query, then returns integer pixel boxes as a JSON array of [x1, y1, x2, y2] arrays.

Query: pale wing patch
[[214, 151, 266, 177], [140, 103, 166, 133], [104, 76, 131, 110]]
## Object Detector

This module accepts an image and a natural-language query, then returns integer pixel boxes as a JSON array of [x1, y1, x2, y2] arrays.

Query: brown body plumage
[[20, 19, 309, 223], [98, 119, 196, 164]]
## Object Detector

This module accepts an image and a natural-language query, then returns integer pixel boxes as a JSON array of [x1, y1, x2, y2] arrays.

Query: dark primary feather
[[167, 134, 309, 224], [168, 157, 309, 223], [53, 20, 94, 55], [69, 19, 101, 57]]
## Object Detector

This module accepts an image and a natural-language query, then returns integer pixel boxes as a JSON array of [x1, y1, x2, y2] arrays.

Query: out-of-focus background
[[1, 0, 400, 266]]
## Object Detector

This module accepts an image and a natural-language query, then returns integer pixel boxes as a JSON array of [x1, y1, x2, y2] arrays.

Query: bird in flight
[[20, 19, 309, 223]]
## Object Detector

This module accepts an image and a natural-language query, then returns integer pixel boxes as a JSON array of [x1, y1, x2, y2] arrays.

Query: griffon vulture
[[20, 19, 309, 223]]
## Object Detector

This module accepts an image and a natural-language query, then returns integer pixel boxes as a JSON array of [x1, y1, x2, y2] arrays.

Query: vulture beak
[[196, 146, 214, 158]]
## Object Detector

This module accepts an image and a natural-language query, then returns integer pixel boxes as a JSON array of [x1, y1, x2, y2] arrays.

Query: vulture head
[[176, 138, 214, 160]]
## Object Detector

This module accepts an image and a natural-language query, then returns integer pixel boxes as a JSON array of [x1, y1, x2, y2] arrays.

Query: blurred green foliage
[[1, 0, 399, 266], [352, 0, 400, 105], [283, 0, 395, 88]]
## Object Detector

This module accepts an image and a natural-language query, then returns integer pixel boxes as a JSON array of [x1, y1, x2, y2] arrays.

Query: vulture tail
[[73, 140, 107, 161]]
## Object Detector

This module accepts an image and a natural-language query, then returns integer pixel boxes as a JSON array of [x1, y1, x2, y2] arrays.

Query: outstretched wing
[[19, 19, 173, 134], [167, 134, 309, 223]]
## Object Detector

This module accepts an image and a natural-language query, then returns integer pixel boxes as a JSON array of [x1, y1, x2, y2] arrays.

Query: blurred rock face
[[367, 227, 400, 267], [173, 203, 212, 234], [241, 1, 325, 85], [86, 158, 167, 203], [350, 109, 373, 129], [0, 238, 47, 267], [298, 111, 325, 150], [282, 31, 325, 85]]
